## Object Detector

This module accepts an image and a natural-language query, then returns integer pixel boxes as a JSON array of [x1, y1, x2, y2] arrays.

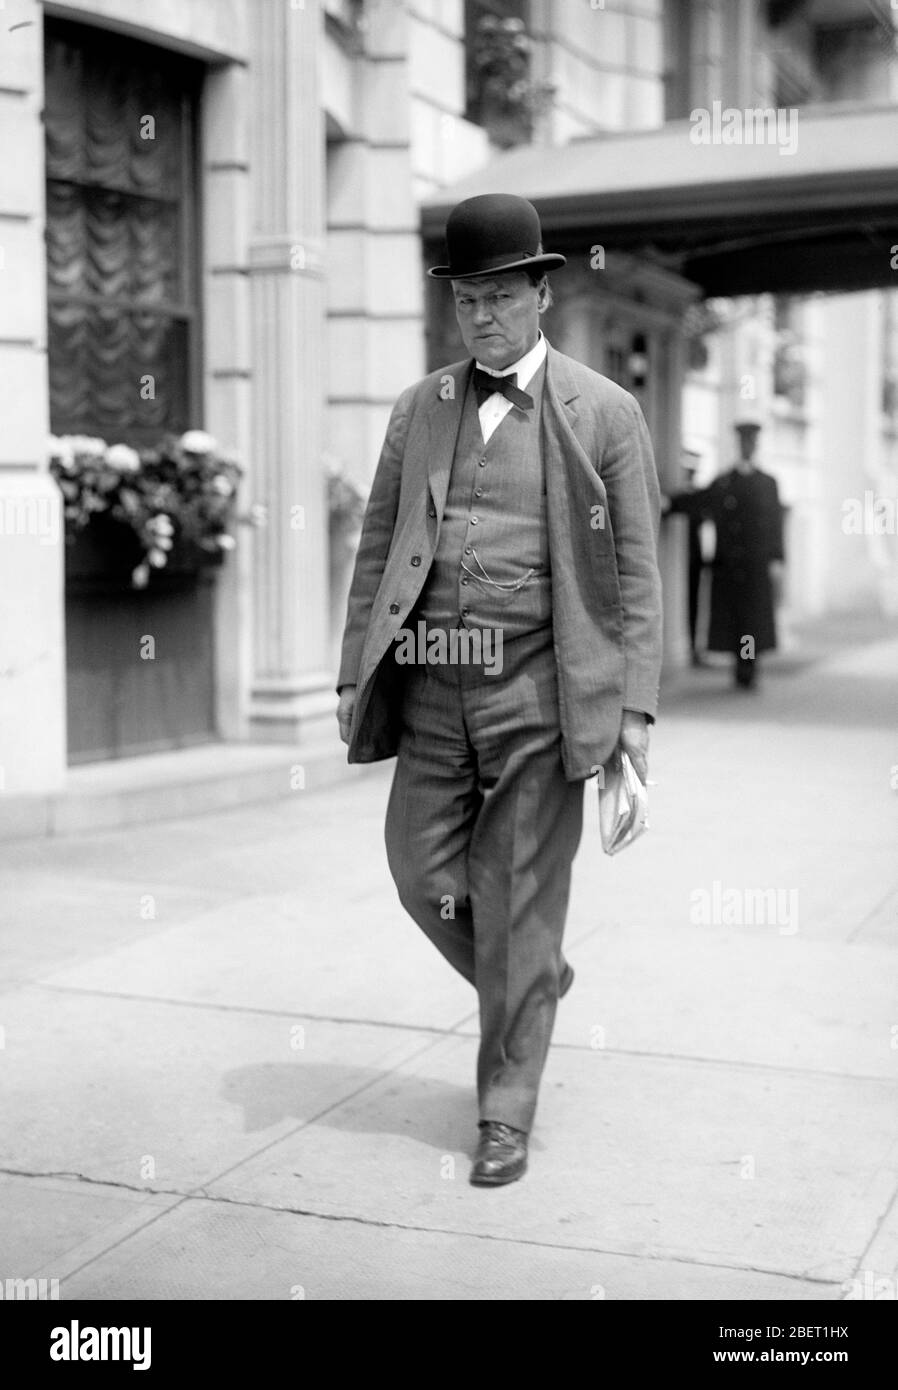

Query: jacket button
[[470, 516, 479, 525], [389, 603, 400, 614], [410, 555, 421, 566]]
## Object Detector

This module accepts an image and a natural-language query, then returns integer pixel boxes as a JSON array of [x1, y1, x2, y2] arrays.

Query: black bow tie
[[472, 367, 533, 411]]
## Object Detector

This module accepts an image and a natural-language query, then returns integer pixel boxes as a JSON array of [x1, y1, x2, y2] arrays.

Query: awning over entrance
[[421, 104, 898, 296]]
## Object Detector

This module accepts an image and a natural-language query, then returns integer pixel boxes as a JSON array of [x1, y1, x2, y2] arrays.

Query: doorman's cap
[[428, 194, 566, 279]]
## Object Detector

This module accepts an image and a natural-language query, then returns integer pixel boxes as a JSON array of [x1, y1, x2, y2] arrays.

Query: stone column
[[0, 0, 67, 798], [203, 59, 252, 743], [658, 323, 693, 671], [247, 0, 333, 741]]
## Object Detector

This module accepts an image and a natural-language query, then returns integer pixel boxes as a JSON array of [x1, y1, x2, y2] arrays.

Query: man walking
[[336, 194, 662, 1186], [666, 419, 784, 689]]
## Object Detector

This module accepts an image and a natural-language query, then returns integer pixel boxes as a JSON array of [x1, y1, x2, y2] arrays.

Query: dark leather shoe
[[560, 961, 575, 998], [470, 1122, 528, 1187]]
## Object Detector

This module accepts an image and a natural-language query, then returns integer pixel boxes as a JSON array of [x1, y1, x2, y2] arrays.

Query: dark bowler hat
[[428, 193, 566, 280]]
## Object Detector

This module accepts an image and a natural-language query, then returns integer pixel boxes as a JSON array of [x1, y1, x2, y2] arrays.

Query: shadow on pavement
[[223, 1063, 475, 1153]]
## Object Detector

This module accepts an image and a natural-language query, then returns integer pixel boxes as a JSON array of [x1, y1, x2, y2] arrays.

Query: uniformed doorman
[[667, 419, 785, 688]]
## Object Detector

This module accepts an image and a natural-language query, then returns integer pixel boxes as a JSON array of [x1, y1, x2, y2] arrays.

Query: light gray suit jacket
[[337, 340, 663, 781]]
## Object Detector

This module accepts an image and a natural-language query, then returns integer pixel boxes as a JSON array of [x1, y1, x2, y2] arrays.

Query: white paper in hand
[[598, 748, 649, 856]]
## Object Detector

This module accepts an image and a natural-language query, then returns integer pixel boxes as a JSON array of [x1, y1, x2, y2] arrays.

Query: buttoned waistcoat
[[337, 341, 663, 782], [415, 360, 551, 637]]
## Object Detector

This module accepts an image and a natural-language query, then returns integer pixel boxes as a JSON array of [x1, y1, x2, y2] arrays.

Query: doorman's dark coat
[[670, 467, 784, 654], [337, 342, 663, 781]]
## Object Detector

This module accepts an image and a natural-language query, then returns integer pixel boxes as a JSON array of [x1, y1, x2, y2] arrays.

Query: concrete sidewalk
[[1, 625, 897, 1300]]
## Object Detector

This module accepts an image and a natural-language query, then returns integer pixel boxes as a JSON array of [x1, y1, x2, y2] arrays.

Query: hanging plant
[[325, 454, 368, 535], [469, 14, 554, 148], [683, 301, 732, 372]]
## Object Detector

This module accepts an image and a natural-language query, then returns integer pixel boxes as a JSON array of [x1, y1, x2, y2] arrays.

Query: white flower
[[211, 475, 233, 496], [105, 443, 141, 473], [131, 562, 150, 589], [148, 513, 174, 535], [69, 435, 107, 460], [179, 429, 217, 456], [148, 548, 168, 568], [48, 436, 75, 471], [217, 533, 236, 550]]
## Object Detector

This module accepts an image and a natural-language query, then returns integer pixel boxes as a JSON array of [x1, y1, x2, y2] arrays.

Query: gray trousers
[[385, 626, 585, 1133]]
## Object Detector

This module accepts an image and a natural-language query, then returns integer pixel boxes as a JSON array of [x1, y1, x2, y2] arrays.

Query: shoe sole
[[469, 1165, 527, 1187]]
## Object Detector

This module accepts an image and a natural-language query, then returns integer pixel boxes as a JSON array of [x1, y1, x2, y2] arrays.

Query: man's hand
[[619, 708, 649, 785], [337, 685, 357, 745]]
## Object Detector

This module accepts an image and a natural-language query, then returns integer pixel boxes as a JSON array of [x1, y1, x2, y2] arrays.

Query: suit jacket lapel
[[424, 358, 471, 521], [544, 340, 580, 432], [542, 340, 618, 574], [543, 340, 597, 493]]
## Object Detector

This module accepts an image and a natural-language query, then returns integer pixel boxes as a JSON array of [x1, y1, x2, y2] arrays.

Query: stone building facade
[[1, 0, 895, 800]]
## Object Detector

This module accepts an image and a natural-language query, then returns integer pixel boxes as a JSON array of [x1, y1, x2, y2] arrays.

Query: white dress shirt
[[475, 330, 547, 445]]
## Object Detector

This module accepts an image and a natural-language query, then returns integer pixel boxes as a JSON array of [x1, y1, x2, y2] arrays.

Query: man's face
[[452, 272, 541, 370]]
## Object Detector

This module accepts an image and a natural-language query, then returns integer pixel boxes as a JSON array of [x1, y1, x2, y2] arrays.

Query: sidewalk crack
[[0, 1165, 851, 1287], [0, 1166, 187, 1200]]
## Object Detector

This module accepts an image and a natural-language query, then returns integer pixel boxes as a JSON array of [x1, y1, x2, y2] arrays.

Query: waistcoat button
[[389, 603, 399, 614], [410, 555, 421, 566]]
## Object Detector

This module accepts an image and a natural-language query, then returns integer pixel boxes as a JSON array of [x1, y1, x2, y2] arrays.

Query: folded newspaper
[[598, 748, 649, 856]]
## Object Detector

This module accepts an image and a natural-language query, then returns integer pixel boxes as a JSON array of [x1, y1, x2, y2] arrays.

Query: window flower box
[[49, 431, 245, 590]]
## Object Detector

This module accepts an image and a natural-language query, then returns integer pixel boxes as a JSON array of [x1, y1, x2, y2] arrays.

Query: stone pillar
[[0, 0, 67, 794], [821, 293, 886, 615], [247, 0, 333, 741], [658, 325, 693, 672], [203, 62, 253, 742]]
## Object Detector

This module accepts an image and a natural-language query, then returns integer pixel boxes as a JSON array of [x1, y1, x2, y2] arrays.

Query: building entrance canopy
[[421, 104, 898, 297]]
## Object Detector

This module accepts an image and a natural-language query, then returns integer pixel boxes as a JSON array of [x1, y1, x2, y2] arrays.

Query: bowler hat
[[428, 193, 566, 280]]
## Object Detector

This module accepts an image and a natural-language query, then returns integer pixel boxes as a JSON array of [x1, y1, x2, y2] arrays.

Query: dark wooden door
[[65, 572, 217, 763]]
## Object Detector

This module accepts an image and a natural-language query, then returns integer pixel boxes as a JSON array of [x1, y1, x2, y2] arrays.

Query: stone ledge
[[0, 737, 373, 842]]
